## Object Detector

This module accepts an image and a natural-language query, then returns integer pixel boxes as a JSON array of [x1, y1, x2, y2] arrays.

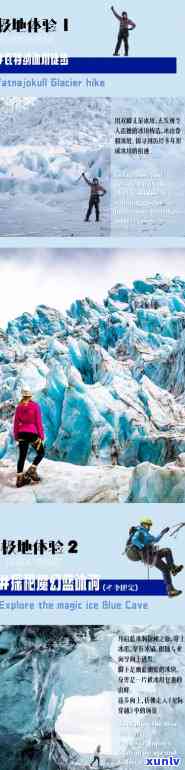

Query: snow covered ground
[[1, 97, 184, 237], [0, 98, 110, 236], [2, 454, 185, 503], [0, 458, 132, 502]]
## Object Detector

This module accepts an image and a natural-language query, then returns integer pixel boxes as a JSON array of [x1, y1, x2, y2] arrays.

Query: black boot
[[171, 564, 184, 576], [168, 587, 182, 598]]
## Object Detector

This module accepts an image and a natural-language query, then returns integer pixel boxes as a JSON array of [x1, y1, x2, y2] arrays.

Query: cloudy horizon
[[1, 248, 185, 328]]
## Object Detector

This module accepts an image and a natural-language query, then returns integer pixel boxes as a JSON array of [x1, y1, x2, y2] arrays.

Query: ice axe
[[74, 170, 86, 185], [74, 159, 95, 185], [74, 161, 102, 185], [169, 522, 185, 538]]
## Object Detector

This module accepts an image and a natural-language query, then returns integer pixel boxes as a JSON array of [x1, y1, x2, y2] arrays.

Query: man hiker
[[125, 517, 183, 598], [111, 6, 136, 56], [90, 746, 101, 768], [82, 173, 106, 222], [13, 387, 45, 487]]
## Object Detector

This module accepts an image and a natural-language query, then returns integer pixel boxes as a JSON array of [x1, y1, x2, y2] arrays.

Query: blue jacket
[[131, 525, 162, 551]]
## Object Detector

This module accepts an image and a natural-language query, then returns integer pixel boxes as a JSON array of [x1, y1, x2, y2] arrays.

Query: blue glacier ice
[[1, 274, 185, 500], [0, 625, 184, 769], [0, 626, 116, 769]]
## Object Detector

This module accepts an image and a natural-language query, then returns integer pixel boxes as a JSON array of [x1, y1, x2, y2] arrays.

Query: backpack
[[126, 526, 138, 549], [125, 526, 142, 562]]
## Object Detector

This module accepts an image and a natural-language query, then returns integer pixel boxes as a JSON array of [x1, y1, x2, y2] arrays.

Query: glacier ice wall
[[0, 625, 114, 770], [1, 274, 185, 470], [0, 625, 184, 769]]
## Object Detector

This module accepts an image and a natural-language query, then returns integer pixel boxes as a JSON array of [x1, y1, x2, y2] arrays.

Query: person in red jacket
[[13, 387, 45, 488], [111, 6, 136, 56]]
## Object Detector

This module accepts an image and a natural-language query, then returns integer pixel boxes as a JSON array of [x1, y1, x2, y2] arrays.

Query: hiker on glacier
[[82, 173, 107, 222], [125, 517, 183, 598], [13, 387, 45, 487], [111, 6, 136, 56], [90, 745, 101, 769]]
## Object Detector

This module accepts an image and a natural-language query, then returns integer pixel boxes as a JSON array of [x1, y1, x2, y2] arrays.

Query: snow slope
[[0, 98, 111, 236]]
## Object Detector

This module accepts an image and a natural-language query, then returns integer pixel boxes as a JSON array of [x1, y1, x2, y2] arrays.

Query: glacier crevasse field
[[1, 274, 185, 501]]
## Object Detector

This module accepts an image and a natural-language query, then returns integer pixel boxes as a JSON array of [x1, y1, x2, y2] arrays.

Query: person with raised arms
[[111, 6, 136, 56]]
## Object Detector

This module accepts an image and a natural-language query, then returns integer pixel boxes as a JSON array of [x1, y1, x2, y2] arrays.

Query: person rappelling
[[82, 173, 107, 222], [13, 387, 45, 488], [111, 6, 136, 56], [124, 517, 183, 598]]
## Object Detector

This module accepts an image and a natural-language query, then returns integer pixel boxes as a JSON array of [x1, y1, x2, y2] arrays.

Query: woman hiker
[[13, 387, 45, 488]]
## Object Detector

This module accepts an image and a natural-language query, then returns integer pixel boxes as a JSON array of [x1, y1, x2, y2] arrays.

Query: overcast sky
[[1, 248, 185, 328]]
